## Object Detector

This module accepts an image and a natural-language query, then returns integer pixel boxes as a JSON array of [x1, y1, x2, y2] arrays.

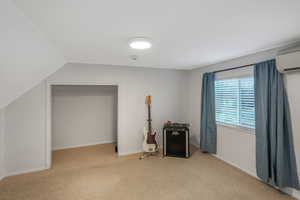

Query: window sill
[[216, 122, 255, 135]]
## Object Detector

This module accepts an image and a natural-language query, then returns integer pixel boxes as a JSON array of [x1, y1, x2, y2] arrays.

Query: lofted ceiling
[[1, 0, 300, 108], [0, 0, 65, 109], [12, 0, 300, 69]]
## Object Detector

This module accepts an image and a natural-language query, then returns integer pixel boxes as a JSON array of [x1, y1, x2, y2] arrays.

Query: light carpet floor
[[0, 143, 294, 200]]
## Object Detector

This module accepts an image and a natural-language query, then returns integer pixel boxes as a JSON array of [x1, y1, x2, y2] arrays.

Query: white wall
[[3, 46, 299, 199], [0, 0, 65, 109], [48, 64, 188, 155], [3, 63, 188, 176], [5, 83, 47, 176], [186, 48, 300, 198], [0, 108, 5, 180], [286, 70, 300, 175], [52, 85, 118, 150], [286, 70, 300, 199]]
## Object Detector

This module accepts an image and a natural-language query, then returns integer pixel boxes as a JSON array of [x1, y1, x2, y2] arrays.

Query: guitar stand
[[139, 150, 160, 160]]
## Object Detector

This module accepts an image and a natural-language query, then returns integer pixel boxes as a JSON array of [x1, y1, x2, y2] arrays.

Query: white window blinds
[[215, 77, 255, 129]]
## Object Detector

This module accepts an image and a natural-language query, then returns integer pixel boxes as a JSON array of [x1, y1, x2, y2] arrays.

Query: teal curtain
[[255, 59, 299, 189], [200, 72, 217, 153]]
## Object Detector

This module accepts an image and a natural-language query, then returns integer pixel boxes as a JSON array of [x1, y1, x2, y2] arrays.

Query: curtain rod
[[212, 59, 276, 73], [213, 63, 255, 73]]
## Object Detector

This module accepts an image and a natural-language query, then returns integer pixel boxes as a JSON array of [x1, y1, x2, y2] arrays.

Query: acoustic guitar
[[142, 95, 158, 153]]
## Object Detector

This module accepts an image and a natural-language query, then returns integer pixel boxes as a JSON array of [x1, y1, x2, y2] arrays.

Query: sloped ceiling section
[[0, 0, 65, 109]]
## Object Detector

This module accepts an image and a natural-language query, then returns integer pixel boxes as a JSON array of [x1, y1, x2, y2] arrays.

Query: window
[[215, 77, 255, 129]]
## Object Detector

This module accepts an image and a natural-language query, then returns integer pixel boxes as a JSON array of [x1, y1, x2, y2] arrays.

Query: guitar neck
[[147, 104, 152, 132]]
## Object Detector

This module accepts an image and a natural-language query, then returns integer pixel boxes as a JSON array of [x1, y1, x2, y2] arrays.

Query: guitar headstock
[[145, 95, 152, 105]]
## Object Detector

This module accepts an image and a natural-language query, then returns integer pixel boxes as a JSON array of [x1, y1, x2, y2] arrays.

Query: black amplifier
[[163, 123, 190, 158]]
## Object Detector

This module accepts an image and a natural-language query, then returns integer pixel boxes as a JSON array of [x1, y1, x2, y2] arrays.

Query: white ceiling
[[12, 0, 300, 69], [0, 0, 65, 108]]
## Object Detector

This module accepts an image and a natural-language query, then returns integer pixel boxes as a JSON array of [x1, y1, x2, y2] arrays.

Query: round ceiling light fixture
[[129, 37, 152, 50]]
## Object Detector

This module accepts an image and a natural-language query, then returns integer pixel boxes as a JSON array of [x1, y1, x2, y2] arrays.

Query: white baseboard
[[0, 169, 5, 181], [189, 143, 299, 199], [52, 140, 115, 151], [118, 149, 142, 156], [190, 143, 256, 177], [212, 154, 257, 178], [291, 189, 300, 199], [213, 153, 299, 199], [5, 166, 47, 178], [190, 140, 199, 148]]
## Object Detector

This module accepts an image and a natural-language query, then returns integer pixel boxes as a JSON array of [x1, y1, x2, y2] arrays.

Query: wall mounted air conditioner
[[276, 49, 300, 73]]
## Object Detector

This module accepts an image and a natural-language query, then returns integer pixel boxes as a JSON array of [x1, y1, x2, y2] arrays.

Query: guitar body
[[142, 95, 158, 153], [143, 127, 158, 153]]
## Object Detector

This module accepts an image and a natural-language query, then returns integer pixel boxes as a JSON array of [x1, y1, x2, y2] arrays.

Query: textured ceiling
[[12, 0, 300, 69]]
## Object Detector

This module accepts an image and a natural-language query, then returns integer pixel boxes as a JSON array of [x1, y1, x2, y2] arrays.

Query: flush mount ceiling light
[[129, 37, 152, 50]]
